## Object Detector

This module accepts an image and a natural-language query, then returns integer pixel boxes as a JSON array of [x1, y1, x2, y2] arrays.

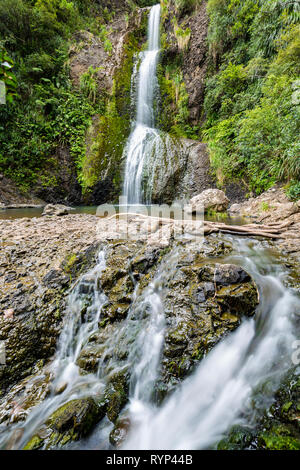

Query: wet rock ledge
[[0, 214, 100, 393], [0, 210, 260, 449]]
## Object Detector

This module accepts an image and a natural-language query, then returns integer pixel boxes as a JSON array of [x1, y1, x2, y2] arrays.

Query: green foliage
[[0, 47, 18, 103], [249, 0, 300, 58], [0, 0, 100, 188], [174, 0, 199, 17], [259, 427, 300, 450], [135, 0, 158, 7], [205, 0, 300, 194], [270, 24, 300, 76], [285, 180, 300, 201], [172, 17, 191, 51], [80, 66, 100, 103], [82, 99, 128, 190], [0, 0, 123, 190], [204, 114, 242, 185]]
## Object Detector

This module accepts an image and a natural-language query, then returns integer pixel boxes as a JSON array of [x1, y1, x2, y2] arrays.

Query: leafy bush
[[285, 181, 300, 201], [0, 48, 18, 103], [205, 0, 300, 193], [80, 66, 99, 103]]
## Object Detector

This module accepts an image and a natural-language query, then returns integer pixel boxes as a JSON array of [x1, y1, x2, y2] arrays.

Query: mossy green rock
[[98, 371, 130, 423], [217, 425, 255, 450], [24, 397, 104, 450], [258, 425, 300, 450], [23, 435, 44, 451], [47, 397, 103, 435]]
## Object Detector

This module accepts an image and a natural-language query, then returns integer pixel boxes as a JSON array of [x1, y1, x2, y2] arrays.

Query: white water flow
[[123, 238, 300, 449], [0, 245, 181, 450], [0, 237, 299, 450], [0, 250, 109, 449], [123, 4, 161, 204]]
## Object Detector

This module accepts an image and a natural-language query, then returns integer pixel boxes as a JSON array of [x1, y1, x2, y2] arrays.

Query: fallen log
[[104, 213, 285, 240], [214, 229, 282, 239], [205, 222, 283, 237]]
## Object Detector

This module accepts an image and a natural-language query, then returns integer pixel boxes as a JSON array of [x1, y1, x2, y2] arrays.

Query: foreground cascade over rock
[[0, 209, 299, 450], [0, 218, 261, 450]]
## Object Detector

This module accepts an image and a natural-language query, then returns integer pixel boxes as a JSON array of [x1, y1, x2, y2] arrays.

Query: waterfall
[[0, 235, 299, 450], [123, 4, 161, 204], [122, 238, 300, 449], [0, 250, 109, 450]]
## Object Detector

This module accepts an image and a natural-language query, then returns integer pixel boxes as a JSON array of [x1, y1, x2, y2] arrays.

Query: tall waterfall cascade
[[0, 4, 299, 453], [123, 4, 162, 204]]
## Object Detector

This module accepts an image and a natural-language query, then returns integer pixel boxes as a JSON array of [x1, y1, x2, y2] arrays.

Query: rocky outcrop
[[145, 138, 216, 204], [42, 204, 73, 217], [228, 187, 293, 218], [161, 0, 209, 124], [4, 212, 300, 450], [189, 189, 229, 213], [228, 187, 300, 258], [24, 397, 104, 450], [0, 214, 100, 394], [69, 9, 147, 98]]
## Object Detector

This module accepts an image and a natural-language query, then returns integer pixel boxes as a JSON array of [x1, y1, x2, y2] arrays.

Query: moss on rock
[[23, 397, 105, 450]]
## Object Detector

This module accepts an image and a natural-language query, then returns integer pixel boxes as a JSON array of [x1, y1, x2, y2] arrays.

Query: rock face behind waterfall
[[144, 137, 215, 204]]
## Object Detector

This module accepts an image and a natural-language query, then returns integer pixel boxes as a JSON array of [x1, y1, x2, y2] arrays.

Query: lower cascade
[[0, 233, 299, 450]]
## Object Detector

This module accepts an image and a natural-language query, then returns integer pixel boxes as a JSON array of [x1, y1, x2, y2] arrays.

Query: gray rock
[[42, 204, 73, 217], [188, 189, 229, 213], [228, 203, 241, 213], [198, 264, 251, 286]]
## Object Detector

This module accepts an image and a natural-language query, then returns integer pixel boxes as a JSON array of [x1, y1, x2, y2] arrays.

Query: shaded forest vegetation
[[0, 0, 299, 200]]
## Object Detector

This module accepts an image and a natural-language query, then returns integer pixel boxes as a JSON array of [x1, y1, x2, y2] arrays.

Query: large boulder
[[42, 204, 73, 217], [146, 138, 215, 204], [23, 397, 104, 450], [189, 189, 229, 213], [156, 254, 258, 398]]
